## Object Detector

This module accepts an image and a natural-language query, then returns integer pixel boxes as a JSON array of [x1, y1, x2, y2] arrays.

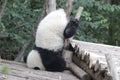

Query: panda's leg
[[26, 50, 45, 70], [33, 67, 40, 70], [42, 54, 67, 72], [64, 19, 78, 38], [23, 54, 28, 63], [23, 50, 40, 69]]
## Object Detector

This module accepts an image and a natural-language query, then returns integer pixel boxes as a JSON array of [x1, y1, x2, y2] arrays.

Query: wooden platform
[[0, 59, 78, 80], [0, 40, 120, 80], [72, 40, 120, 79]]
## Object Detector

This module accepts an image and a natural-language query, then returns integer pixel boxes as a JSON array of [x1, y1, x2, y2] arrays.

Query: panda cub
[[25, 9, 78, 72]]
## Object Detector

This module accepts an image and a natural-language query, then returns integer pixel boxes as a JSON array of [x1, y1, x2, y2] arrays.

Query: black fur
[[34, 46, 66, 72], [68, 43, 75, 52], [64, 19, 78, 38], [33, 67, 40, 70], [34, 45, 62, 55], [23, 54, 28, 63]]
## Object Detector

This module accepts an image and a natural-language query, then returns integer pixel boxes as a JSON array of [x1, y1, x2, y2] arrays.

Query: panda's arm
[[64, 19, 79, 38]]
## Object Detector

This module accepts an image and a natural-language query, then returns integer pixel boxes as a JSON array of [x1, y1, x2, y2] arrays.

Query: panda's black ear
[[64, 19, 79, 38]]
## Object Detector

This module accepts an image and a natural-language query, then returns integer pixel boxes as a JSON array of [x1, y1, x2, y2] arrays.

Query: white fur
[[35, 9, 68, 52], [27, 50, 45, 70]]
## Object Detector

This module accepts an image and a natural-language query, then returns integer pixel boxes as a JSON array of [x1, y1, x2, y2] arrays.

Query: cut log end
[[75, 7, 84, 20]]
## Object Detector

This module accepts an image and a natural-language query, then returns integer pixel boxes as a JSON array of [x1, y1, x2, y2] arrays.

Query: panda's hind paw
[[33, 67, 40, 70]]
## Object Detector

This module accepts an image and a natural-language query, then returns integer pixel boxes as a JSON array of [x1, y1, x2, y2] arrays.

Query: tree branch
[[15, 0, 57, 62], [63, 7, 84, 79], [45, 0, 56, 14], [64, 0, 74, 20], [0, 0, 7, 22], [64, 6, 83, 49], [63, 0, 74, 49], [15, 5, 46, 62], [75, 7, 83, 20]]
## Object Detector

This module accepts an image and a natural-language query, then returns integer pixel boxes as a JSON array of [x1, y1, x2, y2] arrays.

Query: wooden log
[[62, 49, 90, 80], [45, 0, 56, 14], [64, 0, 74, 20], [0, 59, 79, 80], [105, 53, 120, 80], [72, 46, 112, 80], [75, 7, 83, 20], [72, 40, 120, 72], [0, 0, 7, 22], [71, 40, 120, 80], [69, 62, 91, 80], [62, 50, 73, 67], [73, 54, 106, 80]]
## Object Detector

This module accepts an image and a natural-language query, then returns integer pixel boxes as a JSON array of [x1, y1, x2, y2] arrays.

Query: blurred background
[[0, 0, 120, 60]]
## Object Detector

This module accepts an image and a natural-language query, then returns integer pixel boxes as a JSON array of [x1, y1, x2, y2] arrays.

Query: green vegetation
[[1, 66, 9, 74], [0, 0, 120, 60], [74, 0, 120, 46]]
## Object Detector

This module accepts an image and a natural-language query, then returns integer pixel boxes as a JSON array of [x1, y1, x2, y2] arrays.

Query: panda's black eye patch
[[64, 19, 79, 38]]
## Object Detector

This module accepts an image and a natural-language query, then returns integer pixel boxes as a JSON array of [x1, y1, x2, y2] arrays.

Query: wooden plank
[[0, 59, 79, 80]]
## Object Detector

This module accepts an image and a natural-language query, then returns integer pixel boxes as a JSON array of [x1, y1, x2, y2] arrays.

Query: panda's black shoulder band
[[34, 45, 62, 55]]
